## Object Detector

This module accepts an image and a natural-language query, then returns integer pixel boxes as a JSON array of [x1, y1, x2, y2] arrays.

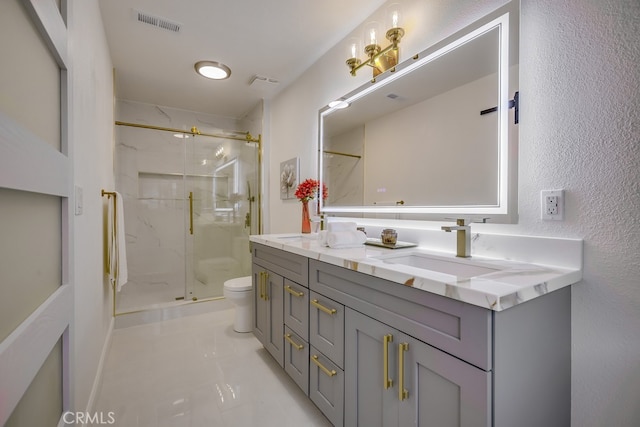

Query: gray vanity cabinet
[[252, 243, 309, 369], [283, 279, 310, 394], [284, 326, 309, 393], [251, 263, 284, 366], [284, 279, 308, 339], [345, 308, 491, 427], [308, 291, 345, 427], [252, 244, 571, 427], [309, 291, 345, 368]]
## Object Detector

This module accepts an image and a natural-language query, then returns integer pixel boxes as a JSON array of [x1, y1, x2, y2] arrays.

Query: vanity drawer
[[284, 279, 309, 340], [309, 259, 492, 371], [309, 345, 344, 427], [284, 326, 309, 396], [309, 291, 345, 369], [252, 243, 308, 286]]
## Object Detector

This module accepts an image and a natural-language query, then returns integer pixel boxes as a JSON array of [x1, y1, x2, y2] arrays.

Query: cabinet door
[[284, 326, 309, 395], [345, 308, 399, 427], [398, 332, 491, 427], [252, 263, 267, 346], [264, 269, 284, 366], [284, 279, 309, 340], [309, 291, 344, 368], [309, 345, 344, 427]]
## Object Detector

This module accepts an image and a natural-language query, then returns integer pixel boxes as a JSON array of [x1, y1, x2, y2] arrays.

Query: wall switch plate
[[541, 189, 564, 221]]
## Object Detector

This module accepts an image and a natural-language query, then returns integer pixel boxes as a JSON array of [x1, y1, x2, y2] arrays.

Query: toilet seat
[[224, 276, 252, 292]]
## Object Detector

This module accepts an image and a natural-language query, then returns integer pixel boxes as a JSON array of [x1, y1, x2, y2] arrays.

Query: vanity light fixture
[[346, 3, 405, 78], [194, 61, 231, 80]]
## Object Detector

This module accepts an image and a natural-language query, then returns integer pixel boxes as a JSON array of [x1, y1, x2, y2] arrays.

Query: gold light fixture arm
[[347, 27, 404, 78]]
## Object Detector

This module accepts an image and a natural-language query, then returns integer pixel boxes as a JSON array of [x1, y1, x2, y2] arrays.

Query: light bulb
[[386, 3, 403, 29], [364, 21, 381, 47], [347, 38, 361, 59]]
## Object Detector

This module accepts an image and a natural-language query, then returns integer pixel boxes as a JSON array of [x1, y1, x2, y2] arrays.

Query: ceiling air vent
[[134, 9, 181, 33]]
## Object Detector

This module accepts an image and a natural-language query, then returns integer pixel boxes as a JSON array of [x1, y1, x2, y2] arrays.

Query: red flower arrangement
[[295, 179, 328, 202]]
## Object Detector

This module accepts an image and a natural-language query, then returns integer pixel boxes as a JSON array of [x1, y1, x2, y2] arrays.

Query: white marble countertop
[[250, 233, 583, 311]]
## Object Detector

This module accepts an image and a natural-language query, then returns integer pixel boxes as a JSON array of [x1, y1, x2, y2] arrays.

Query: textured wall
[[69, 0, 116, 413], [269, 0, 640, 425], [518, 1, 640, 425]]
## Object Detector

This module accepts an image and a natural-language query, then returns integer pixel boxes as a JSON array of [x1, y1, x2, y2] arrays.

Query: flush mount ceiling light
[[194, 61, 231, 80]]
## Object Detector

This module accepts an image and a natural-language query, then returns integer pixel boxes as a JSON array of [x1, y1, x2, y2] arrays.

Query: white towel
[[327, 221, 358, 232], [318, 230, 329, 246], [108, 191, 128, 292], [326, 230, 366, 249]]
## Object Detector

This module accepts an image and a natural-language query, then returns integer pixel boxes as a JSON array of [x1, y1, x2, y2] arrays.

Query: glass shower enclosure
[[115, 124, 260, 313]]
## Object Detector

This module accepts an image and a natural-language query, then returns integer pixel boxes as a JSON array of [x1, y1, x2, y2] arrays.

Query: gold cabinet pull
[[285, 285, 304, 298], [398, 342, 409, 401], [262, 271, 269, 301], [188, 191, 194, 235], [258, 272, 265, 300], [311, 299, 337, 315], [383, 334, 394, 389], [284, 333, 304, 351], [311, 354, 336, 377]]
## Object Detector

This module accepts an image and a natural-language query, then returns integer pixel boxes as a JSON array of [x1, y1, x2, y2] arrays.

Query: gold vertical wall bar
[[257, 134, 263, 234], [188, 191, 194, 235], [383, 334, 394, 389], [101, 190, 117, 317], [398, 342, 409, 401]]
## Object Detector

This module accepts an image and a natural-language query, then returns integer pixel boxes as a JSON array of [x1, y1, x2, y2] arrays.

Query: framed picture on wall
[[280, 157, 299, 200]]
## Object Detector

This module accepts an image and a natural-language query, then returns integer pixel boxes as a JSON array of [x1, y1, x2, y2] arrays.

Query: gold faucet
[[441, 218, 472, 258]]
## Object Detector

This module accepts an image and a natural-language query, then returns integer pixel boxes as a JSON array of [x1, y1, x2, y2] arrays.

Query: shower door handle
[[188, 191, 194, 235]]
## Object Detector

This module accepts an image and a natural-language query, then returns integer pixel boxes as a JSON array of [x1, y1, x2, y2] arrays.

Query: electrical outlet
[[541, 190, 564, 221]]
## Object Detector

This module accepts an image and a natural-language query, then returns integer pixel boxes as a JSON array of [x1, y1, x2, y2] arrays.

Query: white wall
[[268, 0, 640, 425], [69, 0, 116, 413]]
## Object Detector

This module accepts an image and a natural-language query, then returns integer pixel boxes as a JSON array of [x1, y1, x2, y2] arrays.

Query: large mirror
[[319, 2, 519, 222]]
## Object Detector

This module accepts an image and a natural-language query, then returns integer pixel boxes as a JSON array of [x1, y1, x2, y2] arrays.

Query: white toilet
[[223, 276, 253, 333]]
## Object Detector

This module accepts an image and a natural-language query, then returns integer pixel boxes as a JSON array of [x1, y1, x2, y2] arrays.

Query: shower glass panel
[[115, 125, 259, 313], [187, 135, 255, 300]]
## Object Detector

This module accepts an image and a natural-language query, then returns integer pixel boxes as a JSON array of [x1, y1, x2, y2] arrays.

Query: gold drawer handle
[[284, 333, 304, 351], [258, 272, 264, 300], [311, 299, 337, 315], [398, 342, 409, 401], [285, 285, 304, 298], [311, 354, 336, 377], [383, 334, 393, 389]]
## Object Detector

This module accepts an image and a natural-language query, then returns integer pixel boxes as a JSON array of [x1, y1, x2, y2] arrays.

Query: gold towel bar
[[101, 189, 116, 198]]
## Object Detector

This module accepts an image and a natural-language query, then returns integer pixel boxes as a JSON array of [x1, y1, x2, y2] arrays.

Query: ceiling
[[99, 0, 387, 119]]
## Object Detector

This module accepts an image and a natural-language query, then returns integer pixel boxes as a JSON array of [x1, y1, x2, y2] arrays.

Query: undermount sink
[[372, 251, 502, 278]]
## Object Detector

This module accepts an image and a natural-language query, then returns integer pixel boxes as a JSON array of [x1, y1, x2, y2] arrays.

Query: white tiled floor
[[93, 306, 332, 426]]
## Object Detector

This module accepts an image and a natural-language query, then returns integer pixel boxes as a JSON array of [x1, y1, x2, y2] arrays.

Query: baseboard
[[84, 315, 114, 418]]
